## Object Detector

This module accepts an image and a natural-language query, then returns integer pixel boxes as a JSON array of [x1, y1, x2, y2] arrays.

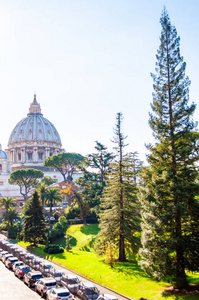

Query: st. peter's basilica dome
[[6, 94, 63, 169]]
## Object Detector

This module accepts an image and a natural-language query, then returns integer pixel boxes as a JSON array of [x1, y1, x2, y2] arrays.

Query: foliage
[[21, 191, 47, 246], [64, 204, 80, 219], [9, 168, 44, 202], [23, 224, 199, 300], [98, 113, 141, 262], [87, 141, 114, 187], [103, 242, 116, 267], [40, 176, 54, 186], [48, 215, 68, 243], [139, 9, 199, 290], [7, 225, 18, 239], [0, 197, 16, 211], [43, 244, 64, 254], [0, 197, 19, 228], [61, 182, 90, 224], [37, 184, 49, 206], [2, 207, 20, 227], [44, 152, 84, 183], [45, 188, 62, 227], [65, 233, 72, 251]]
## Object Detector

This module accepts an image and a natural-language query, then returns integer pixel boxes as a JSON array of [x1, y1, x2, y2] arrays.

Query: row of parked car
[[0, 239, 119, 300]]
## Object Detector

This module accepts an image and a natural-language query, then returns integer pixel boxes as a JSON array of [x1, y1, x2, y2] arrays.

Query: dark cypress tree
[[98, 113, 141, 261], [139, 8, 199, 289], [22, 191, 47, 246]]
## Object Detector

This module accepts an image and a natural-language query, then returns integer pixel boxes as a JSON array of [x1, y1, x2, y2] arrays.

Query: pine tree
[[22, 191, 47, 246], [98, 113, 141, 261], [139, 8, 199, 289]]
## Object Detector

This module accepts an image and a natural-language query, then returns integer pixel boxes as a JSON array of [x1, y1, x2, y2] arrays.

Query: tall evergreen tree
[[22, 191, 47, 246], [139, 9, 199, 289], [87, 141, 114, 187], [98, 113, 141, 261]]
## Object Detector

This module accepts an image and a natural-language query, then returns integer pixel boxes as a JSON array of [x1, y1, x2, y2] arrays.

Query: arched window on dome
[[0, 164, 2, 173]]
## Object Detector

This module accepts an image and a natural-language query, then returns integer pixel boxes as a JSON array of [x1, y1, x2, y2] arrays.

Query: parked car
[[61, 274, 80, 294], [14, 265, 31, 279], [23, 271, 43, 287], [35, 277, 57, 298], [23, 253, 35, 265], [0, 251, 8, 260], [12, 260, 24, 272], [50, 269, 65, 283], [77, 282, 100, 300], [97, 294, 118, 300], [5, 256, 18, 269], [47, 287, 73, 300], [2, 253, 13, 264], [39, 262, 54, 276], [29, 258, 42, 270]]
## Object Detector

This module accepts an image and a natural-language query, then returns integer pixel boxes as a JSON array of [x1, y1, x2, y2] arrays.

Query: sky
[[0, 0, 198, 165]]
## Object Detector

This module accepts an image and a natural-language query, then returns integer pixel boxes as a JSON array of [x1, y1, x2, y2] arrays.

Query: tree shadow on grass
[[53, 236, 77, 248], [80, 224, 100, 235], [113, 261, 151, 279], [161, 284, 199, 299]]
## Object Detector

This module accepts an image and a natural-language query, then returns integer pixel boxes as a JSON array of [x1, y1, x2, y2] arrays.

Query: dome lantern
[[28, 94, 42, 115]]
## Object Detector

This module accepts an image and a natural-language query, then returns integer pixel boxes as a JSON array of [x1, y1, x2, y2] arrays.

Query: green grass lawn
[[18, 224, 199, 300]]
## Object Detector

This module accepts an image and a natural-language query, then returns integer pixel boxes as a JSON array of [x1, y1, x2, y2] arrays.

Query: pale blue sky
[[0, 0, 198, 164]]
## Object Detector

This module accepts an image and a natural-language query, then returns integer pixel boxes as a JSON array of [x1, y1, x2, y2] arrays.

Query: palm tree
[[45, 188, 62, 226], [3, 207, 20, 226], [0, 197, 16, 212], [38, 184, 49, 207]]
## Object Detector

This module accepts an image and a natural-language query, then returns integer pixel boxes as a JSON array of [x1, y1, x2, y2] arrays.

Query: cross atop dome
[[29, 94, 42, 114]]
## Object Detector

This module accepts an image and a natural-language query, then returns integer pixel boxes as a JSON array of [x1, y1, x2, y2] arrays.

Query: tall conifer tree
[[22, 191, 47, 246], [139, 9, 199, 289], [98, 113, 141, 261]]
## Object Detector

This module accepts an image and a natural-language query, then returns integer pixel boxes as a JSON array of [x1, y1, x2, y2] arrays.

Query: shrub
[[43, 244, 64, 254]]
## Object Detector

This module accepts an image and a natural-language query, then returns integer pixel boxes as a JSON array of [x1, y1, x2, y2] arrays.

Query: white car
[[97, 294, 118, 300], [47, 287, 73, 300], [2, 253, 13, 264], [5, 256, 18, 269], [61, 273, 80, 293], [35, 277, 57, 298], [0, 251, 8, 260], [12, 260, 24, 272]]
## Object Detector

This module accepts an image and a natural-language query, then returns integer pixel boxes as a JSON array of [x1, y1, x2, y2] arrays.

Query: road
[[0, 259, 41, 300]]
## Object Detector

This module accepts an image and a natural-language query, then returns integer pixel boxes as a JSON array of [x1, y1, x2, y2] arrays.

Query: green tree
[[61, 182, 90, 225], [98, 113, 141, 262], [44, 152, 84, 183], [45, 188, 62, 226], [0, 197, 19, 228], [38, 184, 49, 207], [40, 176, 54, 186], [139, 9, 199, 289], [3, 207, 20, 227], [22, 191, 47, 246], [87, 141, 114, 187], [8, 168, 44, 202], [0, 197, 16, 211]]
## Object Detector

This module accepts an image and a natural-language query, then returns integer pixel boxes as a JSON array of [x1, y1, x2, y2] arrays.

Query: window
[[28, 153, 32, 160], [18, 153, 21, 161], [38, 153, 43, 160], [0, 164, 2, 172]]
